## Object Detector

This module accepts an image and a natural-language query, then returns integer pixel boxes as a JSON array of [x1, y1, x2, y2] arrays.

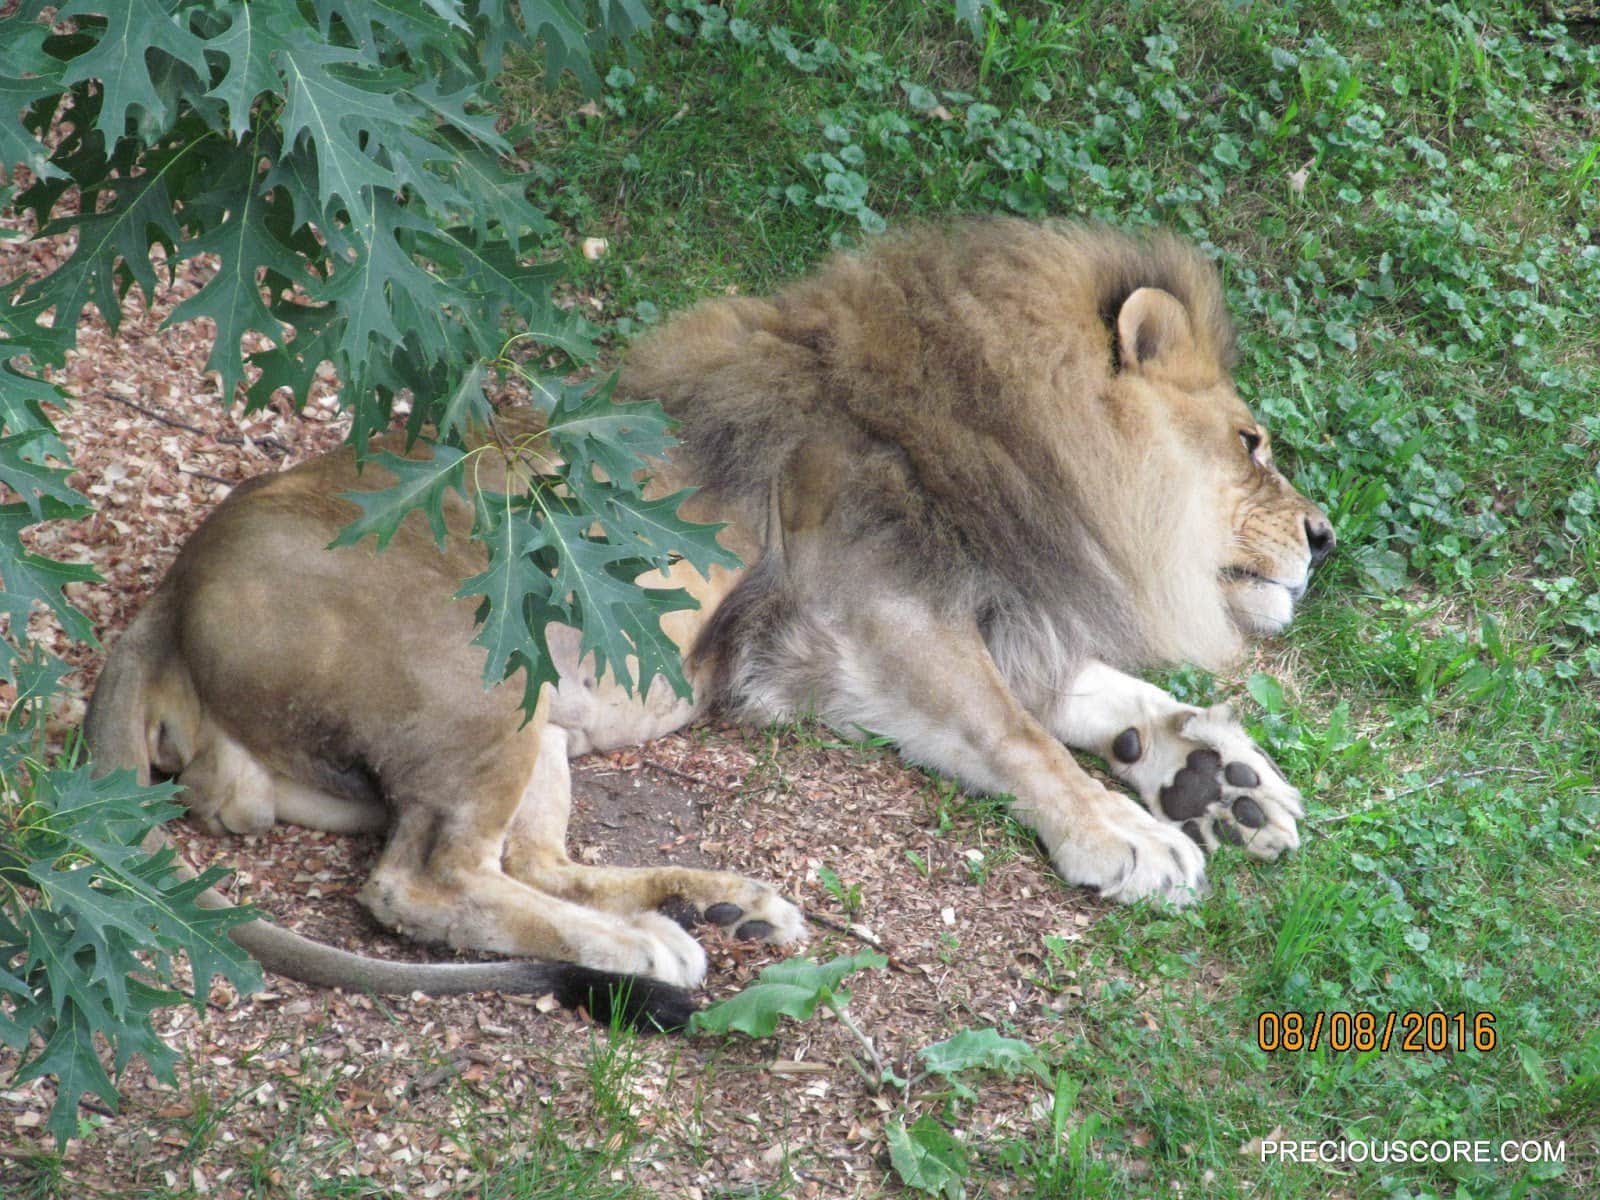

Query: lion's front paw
[[1120, 704, 1303, 860], [598, 912, 709, 989], [1051, 801, 1209, 907]]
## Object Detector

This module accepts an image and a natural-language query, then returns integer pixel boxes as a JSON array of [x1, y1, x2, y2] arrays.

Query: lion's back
[[622, 218, 1230, 508]]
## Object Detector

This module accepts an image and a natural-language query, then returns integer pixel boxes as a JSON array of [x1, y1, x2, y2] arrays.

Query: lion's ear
[[1116, 286, 1197, 374]]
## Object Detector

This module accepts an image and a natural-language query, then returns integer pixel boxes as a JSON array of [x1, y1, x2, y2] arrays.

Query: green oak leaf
[[108, 979, 185, 1080], [11, 998, 117, 1147], [26, 766, 184, 850], [515, 0, 600, 89], [313, 192, 454, 360], [457, 488, 559, 689], [329, 446, 469, 551], [14, 760, 262, 1007], [542, 508, 693, 695], [545, 375, 680, 485], [201, 0, 299, 139], [436, 362, 494, 443], [0, 957, 30, 1048], [408, 76, 509, 157], [0, 499, 99, 641], [599, 488, 741, 577], [308, 0, 465, 60], [56, 0, 207, 141], [0, 357, 70, 449], [0, 23, 65, 180], [25, 863, 165, 953], [445, 145, 553, 253], [0, 431, 88, 521], [446, 379, 742, 707], [408, 231, 568, 354], [60, 915, 135, 1022], [20, 144, 191, 339], [243, 300, 343, 412], [1, 647, 71, 735], [134, 869, 263, 1007], [276, 38, 402, 216], [166, 143, 306, 402]]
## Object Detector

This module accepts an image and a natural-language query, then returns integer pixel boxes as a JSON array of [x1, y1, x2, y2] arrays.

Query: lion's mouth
[[1221, 567, 1306, 636], [1221, 566, 1306, 602]]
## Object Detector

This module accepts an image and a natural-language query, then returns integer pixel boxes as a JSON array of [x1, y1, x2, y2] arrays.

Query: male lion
[[85, 218, 1332, 1027]]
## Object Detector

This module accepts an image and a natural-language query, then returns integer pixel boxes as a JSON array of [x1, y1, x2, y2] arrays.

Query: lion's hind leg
[[166, 717, 388, 837], [354, 718, 709, 988], [358, 802, 710, 987], [1047, 662, 1303, 859], [500, 722, 807, 946]]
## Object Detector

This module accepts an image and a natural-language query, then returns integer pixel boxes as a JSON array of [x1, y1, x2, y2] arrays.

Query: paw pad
[[1121, 705, 1302, 863], [658, 897, 702, 930], [1159, 748, 1222, 819], [1224, 762, 1260, 788], [704, 902, 744, 926], [1112, 727, 1142, 763], [1232, 796, 1266, 829]]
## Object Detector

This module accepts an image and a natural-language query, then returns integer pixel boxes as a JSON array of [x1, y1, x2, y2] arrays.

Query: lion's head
[[1096, 268, 1334, 667]]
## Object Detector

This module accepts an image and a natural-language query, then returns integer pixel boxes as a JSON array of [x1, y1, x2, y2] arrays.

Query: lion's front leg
[[796, 600, 1208, 906], [1046, 662, 1303, 859]]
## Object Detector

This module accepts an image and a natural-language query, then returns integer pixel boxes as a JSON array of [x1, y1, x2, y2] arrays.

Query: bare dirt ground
[[0, 227, 1222, 1198]]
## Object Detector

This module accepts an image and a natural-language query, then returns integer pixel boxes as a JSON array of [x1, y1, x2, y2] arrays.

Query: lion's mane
[[621, 218, 1245, 710]]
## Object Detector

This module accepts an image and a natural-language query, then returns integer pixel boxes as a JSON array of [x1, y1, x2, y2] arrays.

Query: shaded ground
[[569, 757, 718, 871]]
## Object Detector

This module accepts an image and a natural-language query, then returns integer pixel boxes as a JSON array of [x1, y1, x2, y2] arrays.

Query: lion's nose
[[1305, 516, 1336, 567]]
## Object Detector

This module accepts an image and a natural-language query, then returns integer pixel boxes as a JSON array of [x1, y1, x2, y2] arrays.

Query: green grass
[[506, 2, 1600, 1196]]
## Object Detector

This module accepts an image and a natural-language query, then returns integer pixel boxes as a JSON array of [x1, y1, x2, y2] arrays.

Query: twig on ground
[[104, 392, 209, 436], [178, 468, 237, 488], [639, 755, 723, 789], [103, 392, 291, 454], [806, 912, 883, 950], [1310, 766, 1552, 824]]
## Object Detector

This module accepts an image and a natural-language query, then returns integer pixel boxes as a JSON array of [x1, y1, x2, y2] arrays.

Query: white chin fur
[[1226, 578, 1296, 636]]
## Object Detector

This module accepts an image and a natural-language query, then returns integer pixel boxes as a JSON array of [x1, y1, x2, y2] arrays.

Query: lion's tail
[[218, 890, 698, 1027], [83, 599, 695, 1030], [134, 825, 694, 1027]]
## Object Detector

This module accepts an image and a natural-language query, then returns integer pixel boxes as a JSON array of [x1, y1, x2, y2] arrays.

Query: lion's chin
[[1223, 575, 1299, 637]]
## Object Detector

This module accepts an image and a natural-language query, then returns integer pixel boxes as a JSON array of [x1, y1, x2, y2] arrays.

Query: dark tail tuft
[[543, 964, 698, 1033]]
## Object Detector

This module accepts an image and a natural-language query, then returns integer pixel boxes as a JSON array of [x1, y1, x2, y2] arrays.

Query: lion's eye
[[1240, 429, 1263, 457]]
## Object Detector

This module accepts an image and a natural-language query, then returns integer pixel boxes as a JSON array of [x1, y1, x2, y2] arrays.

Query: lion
[[85, 218, 1332, 1028]]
